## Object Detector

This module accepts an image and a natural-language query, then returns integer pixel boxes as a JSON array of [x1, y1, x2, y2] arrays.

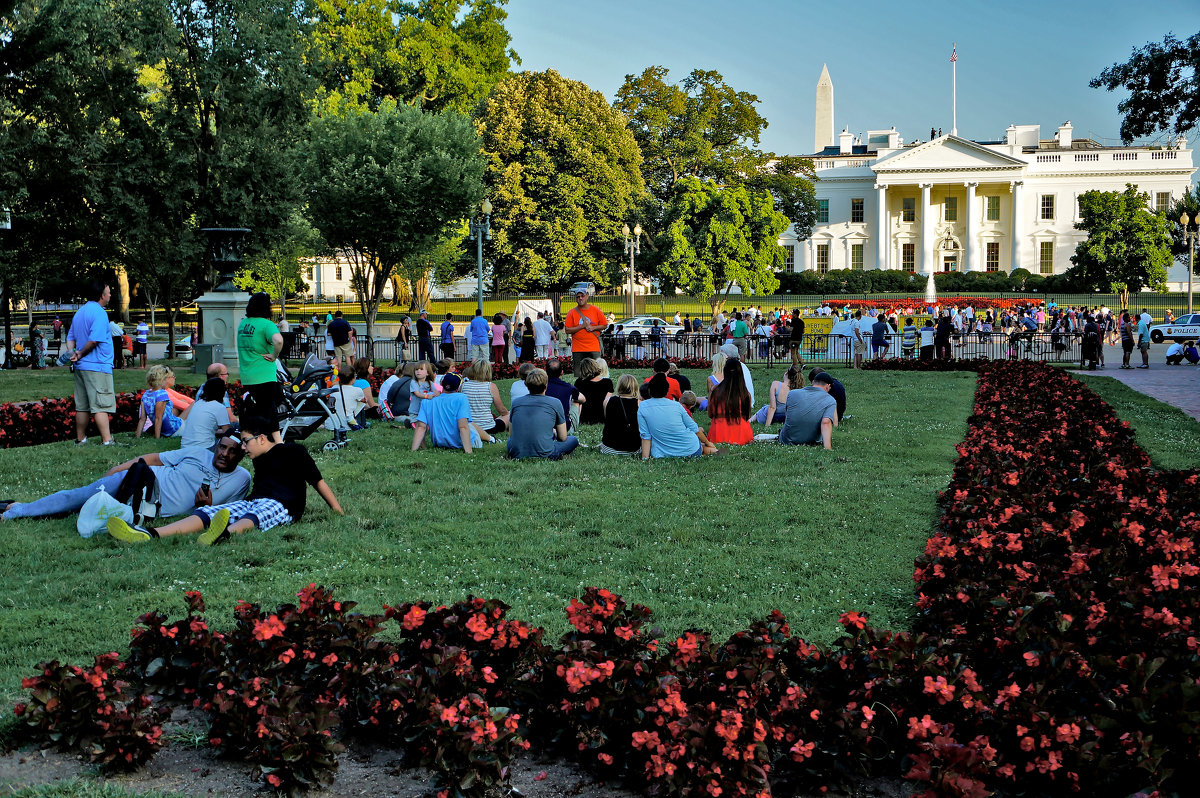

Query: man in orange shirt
[[564, 288, 607, 372]]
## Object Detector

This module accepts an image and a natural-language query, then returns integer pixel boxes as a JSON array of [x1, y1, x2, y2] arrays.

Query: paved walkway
[[1084, 341, 1200, 421]]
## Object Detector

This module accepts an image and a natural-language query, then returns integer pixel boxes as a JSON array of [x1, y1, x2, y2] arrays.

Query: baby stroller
[[275, 355, 348, 451]]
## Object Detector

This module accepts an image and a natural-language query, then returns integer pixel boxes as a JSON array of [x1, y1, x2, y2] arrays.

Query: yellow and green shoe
[[107, 516, 152, 543], [197, 509, 232, 546]]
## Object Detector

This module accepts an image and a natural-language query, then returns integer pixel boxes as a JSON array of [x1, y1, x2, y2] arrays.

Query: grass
[[0, 367, 978, 703], [2, 783, 186, 798], [0, 361, 204, 405], [1075, 373, 1200, 470]]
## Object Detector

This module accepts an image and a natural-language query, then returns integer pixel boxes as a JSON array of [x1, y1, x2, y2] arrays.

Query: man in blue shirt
[[440, 312, 457, 360], [507, 368, 578, 460], [637, 374, 716, 459], [410, 373, 480, 452], [135, 319, 150, 369], [468, 309, 490, 362], [68, 280, 116, 445]]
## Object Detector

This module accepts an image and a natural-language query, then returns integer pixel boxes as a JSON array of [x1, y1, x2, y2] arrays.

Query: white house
[[784, 69, 1196, 279]]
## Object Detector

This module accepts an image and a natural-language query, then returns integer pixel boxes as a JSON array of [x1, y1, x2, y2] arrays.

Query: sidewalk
[[1083, 341, 1200, 421]]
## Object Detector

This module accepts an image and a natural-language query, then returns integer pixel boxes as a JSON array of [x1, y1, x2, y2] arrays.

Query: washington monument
[[814, 64, 834, 153]]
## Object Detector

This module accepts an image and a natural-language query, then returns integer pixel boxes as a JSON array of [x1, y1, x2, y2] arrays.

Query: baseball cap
[[719, 343, 739, 359], [441, 373, 461, 391]]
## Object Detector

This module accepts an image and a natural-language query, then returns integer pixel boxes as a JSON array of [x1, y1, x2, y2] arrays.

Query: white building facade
[[783, 74, 1196, 277]]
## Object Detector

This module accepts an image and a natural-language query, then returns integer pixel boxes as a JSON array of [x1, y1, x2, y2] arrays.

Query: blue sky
[[503, 0, 1200, 155]]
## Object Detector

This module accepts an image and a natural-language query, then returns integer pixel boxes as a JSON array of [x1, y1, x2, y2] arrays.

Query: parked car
[[611, 316, 686, 342], [1149, 313, 1200, 343]]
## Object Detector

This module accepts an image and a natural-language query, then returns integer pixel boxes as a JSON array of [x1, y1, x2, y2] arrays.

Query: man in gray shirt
[[1, 433, 251, 521], [506, 368, 579, 460], [778, 372, 838, 449]]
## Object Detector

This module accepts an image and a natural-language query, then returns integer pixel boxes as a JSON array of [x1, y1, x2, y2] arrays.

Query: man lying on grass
[[107, 416, 343, 545], [0, 431, 250, 522]]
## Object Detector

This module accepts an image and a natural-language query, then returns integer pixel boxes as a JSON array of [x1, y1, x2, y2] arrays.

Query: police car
[[1149, 314, 1200, 343]]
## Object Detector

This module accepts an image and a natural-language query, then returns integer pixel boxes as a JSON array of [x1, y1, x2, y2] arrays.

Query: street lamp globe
[[482, 198, 492, 215]]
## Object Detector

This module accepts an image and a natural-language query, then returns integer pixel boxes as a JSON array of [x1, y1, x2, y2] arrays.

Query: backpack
[[112, 458, 160, 527], [385, 376, 414, 418]]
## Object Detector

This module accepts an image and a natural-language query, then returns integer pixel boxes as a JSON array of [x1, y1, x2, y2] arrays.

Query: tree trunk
[[114, 264, 131, 323], [547, 292, 562, 321], [388, 275, 406, 306], [410, 273, 432, 313], [165, 290, 177, 359], [146, 291, 158, 334], [23, 280, 36, 325]]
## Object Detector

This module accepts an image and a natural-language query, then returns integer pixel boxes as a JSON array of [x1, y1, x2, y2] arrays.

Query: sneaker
[[101, 438, 116, 446], [1137, 365, 1150, 369], [107, 516, 151, 543], [197, 508, 231, 546], [75, 438, 87, 446]]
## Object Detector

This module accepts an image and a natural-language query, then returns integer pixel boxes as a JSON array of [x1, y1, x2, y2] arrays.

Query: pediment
[[873, 135, 1026, 173]]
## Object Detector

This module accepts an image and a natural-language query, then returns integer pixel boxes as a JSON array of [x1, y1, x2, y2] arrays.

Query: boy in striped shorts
[[108, 416, 343, 545]]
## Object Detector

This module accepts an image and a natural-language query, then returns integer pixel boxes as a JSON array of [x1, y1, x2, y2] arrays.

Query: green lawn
[[0, 367, 980, 702], [0, 360, 203, 405], [1075, 373, 1200, 471]]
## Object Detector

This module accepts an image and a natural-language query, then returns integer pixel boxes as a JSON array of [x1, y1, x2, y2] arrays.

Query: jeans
[[508, 436, 579, 460], [5, 473, 124, 519], [418, 339, 436, 364]]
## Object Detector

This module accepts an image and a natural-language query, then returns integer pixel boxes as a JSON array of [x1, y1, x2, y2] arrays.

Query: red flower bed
[[862, 357, 989, 372], [13, 362, 1200, 796], [837, 296, 1042, 315]]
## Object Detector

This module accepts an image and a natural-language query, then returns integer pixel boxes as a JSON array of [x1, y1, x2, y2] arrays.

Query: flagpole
[[951, 43, 958, 137]]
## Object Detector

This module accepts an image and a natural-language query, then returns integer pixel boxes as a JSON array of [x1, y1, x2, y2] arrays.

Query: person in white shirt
[[673, 311, 681, 326], [278, 316, 290, 333], [533, 313, 554, 359], [326, 365, 366, 431], [1164, 341, 1186, 365]]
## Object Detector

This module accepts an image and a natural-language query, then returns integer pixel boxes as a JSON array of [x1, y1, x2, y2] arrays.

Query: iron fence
[[285, 331, 1086, 370]]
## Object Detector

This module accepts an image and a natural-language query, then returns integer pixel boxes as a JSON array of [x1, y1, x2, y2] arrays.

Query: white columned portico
[[1010, 181, 1024, 273], [875, 184, 887, 268], [964, 182, 979, 271], [920, 183, 934, 274]]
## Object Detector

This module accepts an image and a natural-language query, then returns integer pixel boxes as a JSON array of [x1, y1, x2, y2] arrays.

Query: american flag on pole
[[950, 44, 957, 63]]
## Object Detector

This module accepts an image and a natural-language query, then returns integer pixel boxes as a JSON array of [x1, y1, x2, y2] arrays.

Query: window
[[902, 197, 916, 222], [986, 196, 1000, 221], [817, 199, 829, 224], [1156, 192, 1171, 213], [305, 267, 314, 280], [816, 244, 829, 273], [944, 196, 958, 222], [902, 243, 915, 272], [1040, 194, 1055, 221], [783, 245, 795, 272], [851, 198, 864, 223], [1039, 241, 1054, 274], [851, 243, 864, 270], [335, 266, 343, 280], [986, 242, 999, 272]]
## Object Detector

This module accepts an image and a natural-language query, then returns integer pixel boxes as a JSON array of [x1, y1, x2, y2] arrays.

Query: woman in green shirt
[[236, 292, 284, 441]]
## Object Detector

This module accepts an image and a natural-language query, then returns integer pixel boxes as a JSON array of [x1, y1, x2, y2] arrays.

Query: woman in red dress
[[706, 357, 753, 445]]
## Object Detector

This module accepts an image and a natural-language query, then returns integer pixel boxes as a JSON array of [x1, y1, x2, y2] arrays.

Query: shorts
[[334, 342, 355, 362], [483, 418, 508, 435], [74, 369, 116, 414], [871, 341, 889, 353], [1122, 339, 1134, 353], [440, 342, 457, 359], [194, 498, 292, 532], [133, 341, 147, 355], [1138, 340, 1150, 353], [240, 382, 282, 432]]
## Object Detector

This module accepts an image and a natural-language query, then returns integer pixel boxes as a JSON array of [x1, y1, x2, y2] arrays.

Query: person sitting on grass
[[352, 358, 379, 418], [600, 374, 641, 456], [411, 373, 480, 453], [137, 365, 184, 439], [178, 377, 233, 451], [778, 372, 838, 450], [506, 367, 579, 460], [326, 366, 366, 432], [754, 365, 803, 427], [638, 373, 717, 459], [641, 357, 681, 400], [107, 416, 343, 545], [679, 390, 699, 417], [544, 358, 584, 432], [706, 358, 753, 445], [510, 362, 536, 404], [2, 430, 251, 523]]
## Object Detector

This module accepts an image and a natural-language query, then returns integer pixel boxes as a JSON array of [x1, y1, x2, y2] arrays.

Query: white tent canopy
[[511, 299, 556, 325]]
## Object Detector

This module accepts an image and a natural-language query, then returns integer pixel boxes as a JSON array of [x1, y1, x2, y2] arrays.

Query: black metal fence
[[285, 331, 1087, 370]]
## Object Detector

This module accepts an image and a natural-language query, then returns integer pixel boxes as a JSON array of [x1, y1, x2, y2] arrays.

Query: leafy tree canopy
[[305, 99, 486, 338], [1067, 186, 1174, 301], [1168, 183, 1200, 271], [657, 178, 789, 307], [310, 0, 517, 114], [476, 69, 646, 295], [1092, 31, 1200, 143]]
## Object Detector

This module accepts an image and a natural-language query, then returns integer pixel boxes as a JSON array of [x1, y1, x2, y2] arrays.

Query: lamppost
[[623, 223, 641, 319], [1, 208, 11, 370], [1180, 212, 1197, 315], [468, 198, 492, 315]]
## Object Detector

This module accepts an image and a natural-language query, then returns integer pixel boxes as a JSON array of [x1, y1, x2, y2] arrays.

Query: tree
[[1092, 31, 1200, 143], [310, 0, 517, 113], [305, 100, 486, 341], [1168, 184, 1200, 276], [475, 69, 646, 302], [1067, 186, 1174, 310], [613, 67, 818, 295], [234, 210, 321, 320], [656, 178, 789, 315], [393, 224, 469, 311]]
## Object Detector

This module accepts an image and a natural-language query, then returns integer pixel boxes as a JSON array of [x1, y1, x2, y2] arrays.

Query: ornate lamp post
[[623, 223, 641, 319], [1180, 212, 1197, 315], [468, 199, 492, 316], [1, 208, 10, 370]]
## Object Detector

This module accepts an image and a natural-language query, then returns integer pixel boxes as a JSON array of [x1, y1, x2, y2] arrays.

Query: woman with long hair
[[519, 317, 536, 362], [706, 358, 753, 445], [599, 374, 640, 455], [753, 365, 803, 427]]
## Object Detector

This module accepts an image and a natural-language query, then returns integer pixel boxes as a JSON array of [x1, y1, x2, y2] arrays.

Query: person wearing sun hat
[[564, 287, 607, 373]]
